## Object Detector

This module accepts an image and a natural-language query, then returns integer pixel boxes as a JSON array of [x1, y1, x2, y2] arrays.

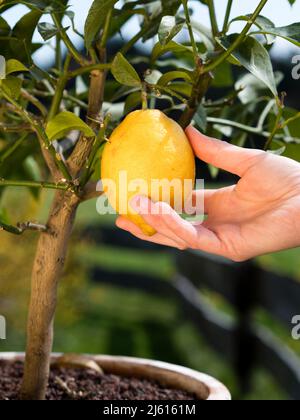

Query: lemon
[[101, 110, 196, 236]]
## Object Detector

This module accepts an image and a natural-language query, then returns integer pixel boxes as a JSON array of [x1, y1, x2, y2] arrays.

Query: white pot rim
[[0, 352, 231, 401]]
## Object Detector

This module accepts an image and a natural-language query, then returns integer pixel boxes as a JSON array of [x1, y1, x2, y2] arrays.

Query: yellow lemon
[[101, 110, 196, 236]]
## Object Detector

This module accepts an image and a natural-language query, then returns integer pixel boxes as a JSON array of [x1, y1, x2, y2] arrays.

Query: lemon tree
[[0, 0, 300, 400]]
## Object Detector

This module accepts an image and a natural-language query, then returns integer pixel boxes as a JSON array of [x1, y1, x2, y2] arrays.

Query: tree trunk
[[20, 191, 80, 400]]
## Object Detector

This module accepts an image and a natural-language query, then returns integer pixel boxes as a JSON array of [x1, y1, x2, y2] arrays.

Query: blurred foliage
[[1, 0, 300, 400], [1, 193, 299, 399]]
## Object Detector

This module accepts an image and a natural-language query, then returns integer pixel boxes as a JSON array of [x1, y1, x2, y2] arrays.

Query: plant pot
[[0, 353, 231, 400]]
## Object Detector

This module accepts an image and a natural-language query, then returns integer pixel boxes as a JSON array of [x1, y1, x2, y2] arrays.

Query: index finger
[[186, 126, 265, 177]]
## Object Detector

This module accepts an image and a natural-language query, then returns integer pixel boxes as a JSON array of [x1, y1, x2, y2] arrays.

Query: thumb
[[185, 126, 264, 177]]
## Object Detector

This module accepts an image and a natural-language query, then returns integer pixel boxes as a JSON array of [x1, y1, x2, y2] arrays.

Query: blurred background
[[1, 0, 300, 400]]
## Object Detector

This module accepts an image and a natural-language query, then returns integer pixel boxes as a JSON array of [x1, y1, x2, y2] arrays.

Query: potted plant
[[0, 0, 299, 400]]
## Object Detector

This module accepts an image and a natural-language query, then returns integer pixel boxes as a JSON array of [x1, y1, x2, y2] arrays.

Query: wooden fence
[[86, 225, 300, 400]]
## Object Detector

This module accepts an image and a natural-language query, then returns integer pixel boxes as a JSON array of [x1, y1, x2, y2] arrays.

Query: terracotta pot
[[0, 353, 231, 400]]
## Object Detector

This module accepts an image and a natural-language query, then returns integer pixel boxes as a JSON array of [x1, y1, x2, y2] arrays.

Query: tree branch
[[179, 63, 212, 128], [206, 116, 300, 143], [68, 12, 112, 178], [1, 90, 72, 181], [81, 181, 103, 202], [80, 114, 110, 187], [222, 0, 233, 33], [0, 122, 33, 133], [0, 221, 48, 235], [51, 13, 87, 66], [0, 178, 70, 191], [207, 0, 219, 37], [182, 0, 199, 64], [47, 55, 72, 122], [67, 63, 111, 79], [21, 90, 48, 117]]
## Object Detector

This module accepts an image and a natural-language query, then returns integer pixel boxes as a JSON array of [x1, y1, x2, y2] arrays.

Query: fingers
[[116, 196, 222, 255], [116, 216, 187, 250], [131, 197, 189, 248], [186, 126, 265, 177], [192, 189, 217, 214]]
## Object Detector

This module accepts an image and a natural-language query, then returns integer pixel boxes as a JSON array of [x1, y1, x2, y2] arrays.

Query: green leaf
[[191, 21, 214, 52], [0, 55, 5, 80], [235, 72, 283, 104], [11, 9, 42, 63], [219, 34, 277, 97], [141, 0, 181, 41], [144, 70, 163, 85], [124, 92, 142, 114], [84, 0, 117, 49], [0, 207, 10, 225], [158, 15, 184, 46], [0, 76, 23, 99], [211, 62, 233, 87], [0, 16, 10, 35], [0, 0, 65, 13], [158, 70, 192, 86], [38, 22, 59, 41], [151, 41, 193, 64], [6, 59, 28, 76], [111, 53, 142, 87], [46, 111, 95, 142], [168, 81, 192, 97], [194, 105, 207, 132], [231, 15, 276, 44], [254, 23, 300, 48], [270, 141, 300, 162]]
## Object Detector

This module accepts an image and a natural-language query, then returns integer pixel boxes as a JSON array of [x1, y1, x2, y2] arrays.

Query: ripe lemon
[[101, 109, 196, 236]]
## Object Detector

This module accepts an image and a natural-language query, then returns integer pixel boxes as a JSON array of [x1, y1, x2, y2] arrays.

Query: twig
[[147, 83, 188, 103], [0, 178, 70, 191], [0, 122, 32, 133], [206, 116, 300, 143], [21, 90, 48, 117], [280, 112, 300, 130], [0, 134, 28, 165], [204, 0, 270, 73], [80, 114, 110, 187], [67, 63, 111, 79], [51, 13, 87, 66], [54, 377, 78, 400], [264, 102, 284, 150], [222, 0, 233, 33], [179, 65, 212, 128], [207, 0, 219, 37], [0, 221, 48, 235], [68, 13, 112, 178], [1, 90, 72, 181], [182, 0, 199, 64]]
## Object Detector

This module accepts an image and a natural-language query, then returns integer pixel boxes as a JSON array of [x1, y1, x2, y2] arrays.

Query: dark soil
[[0, 360, 197, 400]]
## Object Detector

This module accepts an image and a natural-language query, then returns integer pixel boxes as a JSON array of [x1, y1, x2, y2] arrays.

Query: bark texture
[[20, 191, 80, 400]]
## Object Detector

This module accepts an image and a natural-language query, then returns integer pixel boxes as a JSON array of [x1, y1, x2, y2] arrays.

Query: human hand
[[116, 126, 300, 261]]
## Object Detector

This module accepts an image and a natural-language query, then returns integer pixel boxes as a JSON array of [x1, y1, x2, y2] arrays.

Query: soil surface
[[0, 360, 197, 400]]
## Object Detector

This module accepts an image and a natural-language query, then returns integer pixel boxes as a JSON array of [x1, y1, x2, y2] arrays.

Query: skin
[[116, 126, 300, 262]]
